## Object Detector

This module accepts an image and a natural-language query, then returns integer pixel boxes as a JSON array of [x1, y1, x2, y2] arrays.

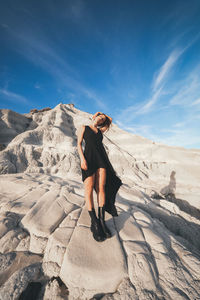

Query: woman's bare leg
[[85, 172, 106, 241], [95, 168, 111, 238], [95, 168, 106, 207], [83, 173, 96, 210]]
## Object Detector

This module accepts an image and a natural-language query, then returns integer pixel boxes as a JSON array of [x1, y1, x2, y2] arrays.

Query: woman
[[77, 112, 122, 242]]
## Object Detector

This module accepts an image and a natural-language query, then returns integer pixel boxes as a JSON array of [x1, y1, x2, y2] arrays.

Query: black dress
[[81, 125, 123, 217]]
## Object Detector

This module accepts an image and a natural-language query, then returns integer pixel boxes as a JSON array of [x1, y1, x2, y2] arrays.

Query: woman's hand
[[92, 112, 102, 120], [81, 159, 88, 170], [92, 112, 112, 122]]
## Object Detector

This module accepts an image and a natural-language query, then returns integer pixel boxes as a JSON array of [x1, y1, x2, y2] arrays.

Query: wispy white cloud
[[169, 66, 200, 106], [140, 33, 200, 114], [70, 0, 85, 20], [173, 121, 186, 128], [1, 23, 9, 29], [116, 117, 200, 148], [34, 83, 41, 89], [139, 47, 187, 115], [115, 48, 183, 121], [152, 49, 183, 92], [114, 35, 200, 148], [139, 87, 163, 114], [0, 87, 30, 105], [116, 30, 200, 125], [157, 128, 200, 148], [119, 30, 200, 122], [191, 98, 200, 106], [116, 120, 154, 137]]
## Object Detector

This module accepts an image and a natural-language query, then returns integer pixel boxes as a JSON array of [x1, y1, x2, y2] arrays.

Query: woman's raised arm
[[92, 112, 102, 120], [92, 112, 112, 122]]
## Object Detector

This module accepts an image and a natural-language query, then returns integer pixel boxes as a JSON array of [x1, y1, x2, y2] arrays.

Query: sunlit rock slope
[[0, 103, 200, 300]]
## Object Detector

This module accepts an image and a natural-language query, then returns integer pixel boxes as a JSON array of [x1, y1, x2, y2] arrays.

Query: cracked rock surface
[[0, 104, 200, 299]]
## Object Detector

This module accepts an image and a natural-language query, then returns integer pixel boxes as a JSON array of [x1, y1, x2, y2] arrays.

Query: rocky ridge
[[0, 103, 200, 299]]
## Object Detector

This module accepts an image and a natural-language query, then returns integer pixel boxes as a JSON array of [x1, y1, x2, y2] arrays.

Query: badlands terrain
[[0, 103, 200, 299]]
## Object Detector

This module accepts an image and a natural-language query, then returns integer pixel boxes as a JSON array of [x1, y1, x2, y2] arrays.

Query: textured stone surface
[[60, 206, 127, 299], [0, 104, 200, 299]]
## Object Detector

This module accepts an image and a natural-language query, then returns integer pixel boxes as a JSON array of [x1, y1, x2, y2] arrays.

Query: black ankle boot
[[88, 208, 106, 242], [98, 205, 112, 238]]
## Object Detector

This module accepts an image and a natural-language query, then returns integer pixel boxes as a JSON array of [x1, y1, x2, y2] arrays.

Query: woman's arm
[[92, 112, 112, 122], [77, 125, 88, 170], [77, 125, 86, 162], [92, 112, 102, 120]]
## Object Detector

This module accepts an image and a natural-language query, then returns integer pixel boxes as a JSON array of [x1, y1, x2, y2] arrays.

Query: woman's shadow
[[159, 171, 200, 220], [160, 170, 176, 200]]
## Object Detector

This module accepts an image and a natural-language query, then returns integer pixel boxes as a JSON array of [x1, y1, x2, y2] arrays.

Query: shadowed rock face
[[0, 103, 200, 299], [0, 109, 33, 148]]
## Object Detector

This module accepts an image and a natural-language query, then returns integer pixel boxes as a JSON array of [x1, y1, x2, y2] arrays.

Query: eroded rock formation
[[0, 103, 200, 299]]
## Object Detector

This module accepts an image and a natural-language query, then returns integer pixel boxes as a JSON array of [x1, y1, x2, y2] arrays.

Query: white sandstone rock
[[0, 104, 200, 299]]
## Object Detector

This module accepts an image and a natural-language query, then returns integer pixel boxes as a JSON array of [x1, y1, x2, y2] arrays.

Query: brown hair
[[97, 113, 112, 131]]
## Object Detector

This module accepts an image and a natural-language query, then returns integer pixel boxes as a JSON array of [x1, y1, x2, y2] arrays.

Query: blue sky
[[1, 0, 200, 149]]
